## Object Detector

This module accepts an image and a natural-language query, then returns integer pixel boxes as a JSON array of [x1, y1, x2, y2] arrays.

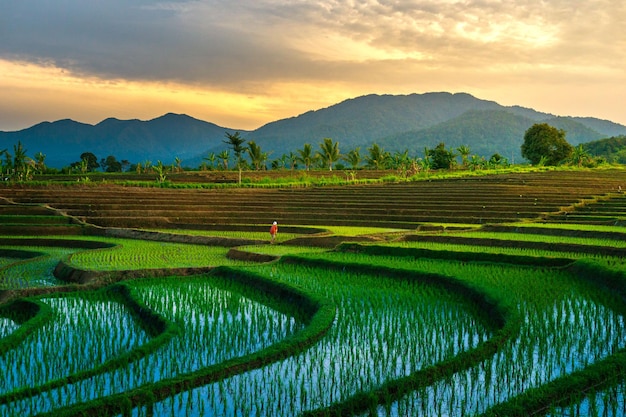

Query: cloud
[[3, 0, 622, 84], [1, 0, 625, 129]]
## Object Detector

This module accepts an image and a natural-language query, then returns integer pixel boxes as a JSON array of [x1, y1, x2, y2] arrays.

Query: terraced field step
[[0, 225, 85, 235], [403, 234, 626, 257], [1, 169, 625, 228], [0, 200, 85, 235], [0, 215, 73, 225]]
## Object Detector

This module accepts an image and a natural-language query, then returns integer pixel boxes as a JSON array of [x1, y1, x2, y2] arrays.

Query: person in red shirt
[[270, 221, 278, 243]]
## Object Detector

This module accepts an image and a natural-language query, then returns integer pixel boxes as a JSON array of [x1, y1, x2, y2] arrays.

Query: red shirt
[[270, 224, 278, 235]]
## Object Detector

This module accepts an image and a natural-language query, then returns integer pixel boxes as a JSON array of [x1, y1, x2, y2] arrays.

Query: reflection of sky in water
[[0, 297, 150, 396], [547, 382, 626, 417], [0, 317, 19, 338], [0, 280, 301, 416], [151, 276, 490, 417], [377, 298, 626, 416]]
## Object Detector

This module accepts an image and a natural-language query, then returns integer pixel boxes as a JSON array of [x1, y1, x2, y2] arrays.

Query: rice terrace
[[3, 167, 626, 416]]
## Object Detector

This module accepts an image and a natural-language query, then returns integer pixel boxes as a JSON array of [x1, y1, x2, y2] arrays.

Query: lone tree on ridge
[[521, 123, 573, 166]]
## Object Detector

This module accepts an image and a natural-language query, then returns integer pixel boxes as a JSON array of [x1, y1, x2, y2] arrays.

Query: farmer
[[270, 221, 278, 243]]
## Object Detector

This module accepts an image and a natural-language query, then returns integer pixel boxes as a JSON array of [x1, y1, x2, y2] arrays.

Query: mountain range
[[2, 92, 625, 168]]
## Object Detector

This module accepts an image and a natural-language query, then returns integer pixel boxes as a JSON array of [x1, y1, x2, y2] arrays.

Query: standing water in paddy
[[344, 255, 626, 417], [147, 253, 626, 417], [147, 261, 493, 416], [1, 277, 304, 416], [0, 317, 19, 339], [0, 294, 151, 397]]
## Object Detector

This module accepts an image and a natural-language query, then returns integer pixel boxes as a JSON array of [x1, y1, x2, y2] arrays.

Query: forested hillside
[[584, 136, 626, 163], [1, 92, 625, 168]]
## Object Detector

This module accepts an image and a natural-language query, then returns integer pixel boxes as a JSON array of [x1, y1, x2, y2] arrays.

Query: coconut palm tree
[[297, 143, 315, 171], [247, 140, 268, 170], [33, 152, 46, 174], [365, 143, 390, 170], [342, 147, 362, 170], [202, 152, 216, 170], [287, 152, 298, 170], [12, 141, 30, 181], [224, 131, 246, 183], [218, 150, 230, 170], [317, 138, 340, 171]]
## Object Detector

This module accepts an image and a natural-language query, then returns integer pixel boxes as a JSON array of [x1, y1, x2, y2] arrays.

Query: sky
[[1, 0, 625, 132]]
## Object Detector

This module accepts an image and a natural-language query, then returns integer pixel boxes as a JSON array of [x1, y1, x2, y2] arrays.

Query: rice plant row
[[1, 275, 306, 416], [0, 290, 152, 408], [144, 258, 503, 416], [0, 247, 76, 289], [294, 251, 626, 417], [431, 230, 626, 248], [2, 230, 626, 415], [65, 241, 252, 271]]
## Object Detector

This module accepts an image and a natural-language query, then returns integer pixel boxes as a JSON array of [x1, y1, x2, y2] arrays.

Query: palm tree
[[342, 147, 362, 169], [33, 152, 46, 174], [457, 145, 471, 168], [0, 148, 10, 178], [247, 141, 267, 171], [365, 143, 390, 170], [12, 141, 29, 181], [174, 157, 182, 172], [202, 152, 216, 170], [297, 143, 315, 171], [287, 152, 298, 170], [317, 138, 340, 171], [392, 149, 415, 178], [224, 131, 246, 183], [218, 150, 230, 170]]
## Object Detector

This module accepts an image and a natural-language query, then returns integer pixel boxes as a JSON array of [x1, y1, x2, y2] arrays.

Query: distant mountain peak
[[1, 93, 625, 169]]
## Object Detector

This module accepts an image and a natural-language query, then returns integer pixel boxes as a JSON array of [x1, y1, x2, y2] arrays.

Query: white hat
[[273, 221, 277, 225]]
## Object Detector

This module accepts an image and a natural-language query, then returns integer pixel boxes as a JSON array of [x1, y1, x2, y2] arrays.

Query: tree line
[[0, 123, 608, 182]]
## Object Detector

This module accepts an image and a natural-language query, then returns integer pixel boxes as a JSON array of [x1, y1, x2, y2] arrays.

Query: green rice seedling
[[0, 317, 19, 339], [437, 230, 626, 248], [507, 222, 626, 234], [0, 256, 24, 268], [0, 247, 76, 289], [235, 244, 328, 257], [142, 228, 304, 242], [149, 259, 493, 416], [390, 239, 618, 261], [317, 226, 409, 236], [545, 382, 626, 416], [0, 291, 151, 397], [66, 241, 253, 270], [308, 252, 626, 417], [2, 274, 305, 416]]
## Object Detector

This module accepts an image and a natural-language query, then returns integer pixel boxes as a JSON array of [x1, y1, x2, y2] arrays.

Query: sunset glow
[[1, 1, 624, 131]]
